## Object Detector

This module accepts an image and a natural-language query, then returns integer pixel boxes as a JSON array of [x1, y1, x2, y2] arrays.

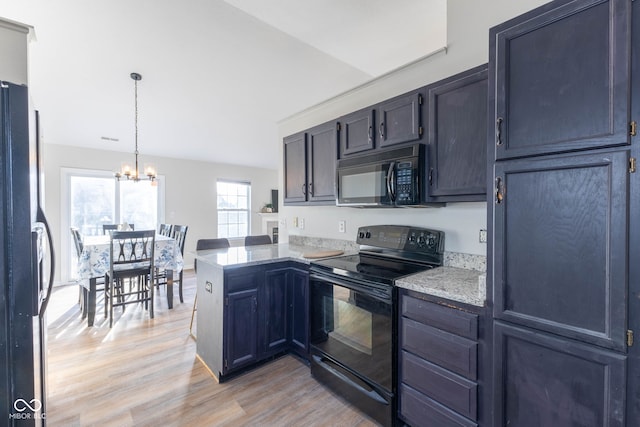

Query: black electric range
[[308, 225, 444, 427]]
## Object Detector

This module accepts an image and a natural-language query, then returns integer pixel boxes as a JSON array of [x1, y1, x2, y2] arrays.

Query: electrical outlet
[[280, 218, 286, 228], [479, 229, 487, 243], [292, 217, 298, 227], [338, 220, 346, 233], [299, 218, 305, 229]]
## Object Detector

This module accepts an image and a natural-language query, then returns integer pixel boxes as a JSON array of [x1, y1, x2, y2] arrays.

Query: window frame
[[216, 179, 252, 239], [61, 167, 165, 283]]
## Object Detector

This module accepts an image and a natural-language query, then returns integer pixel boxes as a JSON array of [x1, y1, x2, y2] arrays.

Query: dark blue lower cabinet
[[263, 268, 289, 356], [493, 321, 626, 427], [224, 267, 263, 374], [222, 263, 309, 378], [226, 288, 259, 371], [398, 292, 480, 427], [288, 267, 309, 359]]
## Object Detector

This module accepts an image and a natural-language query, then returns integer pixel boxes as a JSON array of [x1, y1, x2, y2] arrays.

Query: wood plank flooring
[[45, 271, 379, 426]]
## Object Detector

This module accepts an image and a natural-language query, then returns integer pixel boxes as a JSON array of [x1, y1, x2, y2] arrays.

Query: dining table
[[77, 233, 184, 326]]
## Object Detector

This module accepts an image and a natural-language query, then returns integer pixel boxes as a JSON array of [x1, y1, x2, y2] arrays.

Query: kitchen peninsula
[[194, 241, 355, 382]]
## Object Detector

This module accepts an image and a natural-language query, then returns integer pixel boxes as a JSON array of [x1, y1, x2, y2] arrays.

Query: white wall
[[277, 0, 549, 256], [44, 143, 277, 283]]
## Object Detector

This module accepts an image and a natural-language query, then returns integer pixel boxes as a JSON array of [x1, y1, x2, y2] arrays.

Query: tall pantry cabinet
[[488, 0, 639, 425]]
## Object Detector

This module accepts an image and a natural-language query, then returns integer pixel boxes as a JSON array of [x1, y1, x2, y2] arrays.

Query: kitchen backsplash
[[288, 235, 359, 253], [288, 235, 486, 272], [443, 252, 486, 272]]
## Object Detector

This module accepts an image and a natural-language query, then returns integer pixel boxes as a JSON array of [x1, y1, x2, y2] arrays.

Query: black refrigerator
[[1, 81, 54, 425]]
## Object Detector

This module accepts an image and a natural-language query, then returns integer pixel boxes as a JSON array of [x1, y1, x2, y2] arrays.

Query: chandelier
[[115, 72, 156, 182]]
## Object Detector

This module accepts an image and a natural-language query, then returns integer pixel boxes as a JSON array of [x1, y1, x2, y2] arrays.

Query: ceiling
[[0, 0, 447, 170]]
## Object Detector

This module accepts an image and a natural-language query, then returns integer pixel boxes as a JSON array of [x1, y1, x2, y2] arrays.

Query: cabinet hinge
[[336, 122, 341, 132], [630, 157, 637, 174], [225, 297, 229, 306], [627, 330, 634, 347], [630, 121, 637, 136], [419, 126, 423, 136], [224, 359, 228, 369], [418, 94, 423, 105]]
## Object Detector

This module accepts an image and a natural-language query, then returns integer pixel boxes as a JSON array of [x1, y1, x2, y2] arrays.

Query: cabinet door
[[225, 288, 259, 372], [307, 121, 338, 203], [427, 65, 487, 201], [283, 132, 307, 204], [490, 0, 630, 159], [378, 90, 423, 148], [494, 322, 626, 427], [288, 267, 309, 357], [493, 150, 628, 351], [339, 107, 375, 156], [263, 268, 289, 355]]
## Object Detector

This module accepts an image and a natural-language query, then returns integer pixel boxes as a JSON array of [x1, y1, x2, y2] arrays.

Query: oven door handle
[[309, 273, 392, 302], [312, 355, 388, 405]]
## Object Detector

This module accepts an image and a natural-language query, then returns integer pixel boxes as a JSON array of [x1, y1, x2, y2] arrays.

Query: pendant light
[[115, 72, 156, 182]]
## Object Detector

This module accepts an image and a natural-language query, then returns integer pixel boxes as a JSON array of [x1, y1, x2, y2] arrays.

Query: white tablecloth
[[78, 233, 183, 282]]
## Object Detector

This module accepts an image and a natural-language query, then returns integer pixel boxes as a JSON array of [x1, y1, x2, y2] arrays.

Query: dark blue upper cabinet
[[427, 64, 488, 201], [339, 107, 376, 156], [493, 149, 629, 351], [490, 0, 631, 160], [377, 90, 423, 148], [283, 132, 307, 204]]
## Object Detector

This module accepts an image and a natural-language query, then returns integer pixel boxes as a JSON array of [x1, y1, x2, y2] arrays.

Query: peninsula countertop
[[193, 243, 350, 268]]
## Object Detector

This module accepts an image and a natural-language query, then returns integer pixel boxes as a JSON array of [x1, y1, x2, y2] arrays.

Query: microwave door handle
[[387, 161, 396, 202]]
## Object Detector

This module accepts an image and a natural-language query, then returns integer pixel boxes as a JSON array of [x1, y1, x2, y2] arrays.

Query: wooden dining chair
[[191, 237, 230, 338], [104, 230, 155, 327], [156, 225, 188, 302], [158, 223, 172, 236], [103, 223, 135, 234], [244, 234, 272, 246], [70, 227, 85, 307], [71, 226, 106, 313]]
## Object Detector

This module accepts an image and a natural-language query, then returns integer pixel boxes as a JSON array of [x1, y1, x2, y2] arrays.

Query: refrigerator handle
[[36, 206, 55, 317]]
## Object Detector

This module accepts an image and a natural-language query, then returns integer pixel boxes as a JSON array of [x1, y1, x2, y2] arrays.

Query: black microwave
[[336, 143, 438, 207]]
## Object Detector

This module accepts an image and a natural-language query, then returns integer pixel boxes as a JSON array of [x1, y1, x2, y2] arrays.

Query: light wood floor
[[45, 271, 379, 426]]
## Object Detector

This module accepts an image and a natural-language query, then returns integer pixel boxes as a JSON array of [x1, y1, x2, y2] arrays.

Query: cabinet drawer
[[401, 350, 477, 420], [402, 295, 478, 340], [401, 317, 477, 380], [400, 384, 477, 427]]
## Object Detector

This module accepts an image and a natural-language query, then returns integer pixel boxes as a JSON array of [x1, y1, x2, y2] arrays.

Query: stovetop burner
[[310, 253, 435, 284]]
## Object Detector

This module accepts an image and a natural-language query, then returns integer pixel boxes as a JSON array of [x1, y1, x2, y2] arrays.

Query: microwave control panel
[[395, 161, 417, 205]]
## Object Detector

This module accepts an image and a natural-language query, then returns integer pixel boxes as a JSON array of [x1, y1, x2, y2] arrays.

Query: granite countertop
[[193, 243, 350, 268], [396, 266, 486, 307], [195, 241, 486, 306]]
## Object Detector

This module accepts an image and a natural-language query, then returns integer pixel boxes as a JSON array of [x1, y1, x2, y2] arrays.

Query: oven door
[[309, 272, 394, 390]]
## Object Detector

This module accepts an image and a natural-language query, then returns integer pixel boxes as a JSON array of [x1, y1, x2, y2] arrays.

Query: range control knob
[[365, 231, 372, 239], [408, 234, 416, 243], [358, 231, 365, 239], [427, 236, 436, 248], [416, 234, 426, 247]]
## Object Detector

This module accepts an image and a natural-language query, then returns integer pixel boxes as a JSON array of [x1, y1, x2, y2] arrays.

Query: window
[[217, 180, 251, 238], [62, 168, 164, 282]]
